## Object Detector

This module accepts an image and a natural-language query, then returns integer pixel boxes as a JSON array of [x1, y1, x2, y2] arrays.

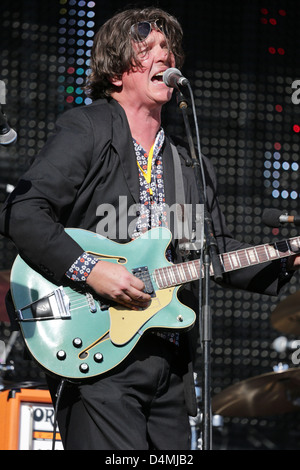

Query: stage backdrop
[[0, 0, 300, 449]]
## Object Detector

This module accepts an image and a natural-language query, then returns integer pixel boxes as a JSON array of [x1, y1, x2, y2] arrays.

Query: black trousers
[[47, 334, 191, 450]]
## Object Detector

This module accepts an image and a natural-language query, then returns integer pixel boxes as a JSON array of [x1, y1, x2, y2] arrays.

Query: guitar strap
[[170, 143, 192, 258], [170, 143, 204, 258]]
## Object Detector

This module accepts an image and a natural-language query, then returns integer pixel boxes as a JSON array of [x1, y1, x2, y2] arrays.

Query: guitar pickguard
[[109, 287, 175, 345]]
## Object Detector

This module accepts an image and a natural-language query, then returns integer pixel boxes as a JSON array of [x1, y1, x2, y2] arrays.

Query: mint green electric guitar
[[10, 227, 300, 380]]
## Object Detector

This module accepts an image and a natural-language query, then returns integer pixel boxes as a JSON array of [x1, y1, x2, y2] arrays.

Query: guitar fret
[[180, 265, 188, 283], [172, 265, 181, 284], [290, 237, 300, 253], [222, 253, 233, 272], [266, 244, 277, 259], [155, 268, 164, 288], [255, 246, 269, 263], [169, 266, 177, 285], [219, 256, 225, 272], [244, 250, 251, 265], [285, 240, 292, 255], [238, 249, 249, 267], [286, 239, 293, 254], [276, 239, 291, 257], [162, 267, 170, 287], [254, 247, 261, 263], [263, 245, 269, 260], [177, 264, 187, 282], [226, 253, 233, 270], [153, 235, 300, 290], [185, 263, 193, 282], [246, 248, 258, 264], [189, 261, 198, 279], [229, 252, 240, 269]]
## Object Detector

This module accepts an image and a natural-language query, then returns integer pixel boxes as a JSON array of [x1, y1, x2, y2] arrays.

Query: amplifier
[[0, 387, 63, 450]]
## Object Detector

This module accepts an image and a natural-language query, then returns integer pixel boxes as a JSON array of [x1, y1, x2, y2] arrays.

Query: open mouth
[[151, 71, 164, 82]]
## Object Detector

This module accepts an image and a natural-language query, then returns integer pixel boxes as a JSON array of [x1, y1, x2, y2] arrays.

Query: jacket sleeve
[[0, 106, 96, 282], [201, 153, 290, 296], [175, 139, 290, 297]]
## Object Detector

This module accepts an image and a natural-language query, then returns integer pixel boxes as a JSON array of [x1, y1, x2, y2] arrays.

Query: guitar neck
[[154, 236, 300, 289]]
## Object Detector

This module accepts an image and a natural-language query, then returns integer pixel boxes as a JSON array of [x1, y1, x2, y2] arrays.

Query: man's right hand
[[86, 260, 151, 310]]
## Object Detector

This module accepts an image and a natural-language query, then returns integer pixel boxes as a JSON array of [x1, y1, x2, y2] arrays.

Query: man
[[0, 7, 299, 450]]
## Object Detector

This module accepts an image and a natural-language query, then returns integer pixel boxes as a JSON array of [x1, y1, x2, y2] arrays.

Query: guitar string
[[28, 239, 300, 320], [61, 269, 160, 314], [54, 242, 288, 313], [60, 239, 292, 313], [64, 249, 246, 309], [65, 267, 185, 311]]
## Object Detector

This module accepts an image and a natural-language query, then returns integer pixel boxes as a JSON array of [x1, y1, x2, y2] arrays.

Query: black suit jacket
[[0, 98, 288, 415]]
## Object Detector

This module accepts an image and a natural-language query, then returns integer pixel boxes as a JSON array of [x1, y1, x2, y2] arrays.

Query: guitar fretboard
[[154, 236, 300, 289]]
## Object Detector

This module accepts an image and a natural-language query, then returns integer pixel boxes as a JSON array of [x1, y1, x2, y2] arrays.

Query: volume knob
[[56, 350, 66, 361], [79, 363, 89, 373], [94, 352, 103, 363], [73, 337, 83, 348]]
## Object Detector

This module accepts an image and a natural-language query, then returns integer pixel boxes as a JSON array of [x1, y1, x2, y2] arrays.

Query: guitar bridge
[[16, 286, 71, 322], [132, 266, 155, 297]]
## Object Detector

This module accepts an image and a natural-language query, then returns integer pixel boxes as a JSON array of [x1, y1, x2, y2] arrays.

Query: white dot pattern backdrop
[[1, 0, 300, 449]]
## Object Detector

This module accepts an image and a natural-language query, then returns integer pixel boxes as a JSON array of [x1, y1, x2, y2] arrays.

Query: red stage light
[[269, 18, 277, 25]]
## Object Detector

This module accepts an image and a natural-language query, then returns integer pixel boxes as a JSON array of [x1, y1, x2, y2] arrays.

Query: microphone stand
[[176, 89, 223, 450]]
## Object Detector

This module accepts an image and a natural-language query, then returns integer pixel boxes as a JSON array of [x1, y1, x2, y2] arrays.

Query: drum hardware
[[190, 373, 224, 449], [190, 412, 224, 450], [271, 290, 300, 335], [210, 290, 300, 419], [211, 366, 300, 417]]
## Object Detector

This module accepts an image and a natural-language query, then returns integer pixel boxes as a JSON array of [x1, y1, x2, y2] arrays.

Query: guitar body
[[10, 228, 196, 380]]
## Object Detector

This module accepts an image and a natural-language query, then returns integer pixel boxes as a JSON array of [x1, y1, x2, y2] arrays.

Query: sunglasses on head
[[130, 19, 166, 42]]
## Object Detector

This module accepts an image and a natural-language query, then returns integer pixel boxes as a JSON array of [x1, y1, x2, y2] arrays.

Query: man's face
[[112, 30, 176, 110]]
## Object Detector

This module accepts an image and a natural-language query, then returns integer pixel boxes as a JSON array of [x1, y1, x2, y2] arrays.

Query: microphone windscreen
[[262, 208, 282, 228], [0, 128, 17, 145], [163, 68, 181, 86]]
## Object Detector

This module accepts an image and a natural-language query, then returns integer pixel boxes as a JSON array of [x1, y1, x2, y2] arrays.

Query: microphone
[[262, 208, 300, 227], [0, 105, 17, 145], [163, 68, 189, 88]]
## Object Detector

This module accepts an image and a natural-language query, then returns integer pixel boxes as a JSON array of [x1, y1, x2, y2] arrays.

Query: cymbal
[[271, 291, 300, 335], [212, 368, 300, 417], [0, 270, 10, 322]]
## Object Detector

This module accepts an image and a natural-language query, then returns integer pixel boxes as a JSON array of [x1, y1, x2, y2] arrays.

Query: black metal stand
[[176, 89, 223, 450]]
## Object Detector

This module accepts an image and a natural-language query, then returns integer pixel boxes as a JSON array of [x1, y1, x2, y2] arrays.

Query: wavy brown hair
[[84, 7, 185, 100]]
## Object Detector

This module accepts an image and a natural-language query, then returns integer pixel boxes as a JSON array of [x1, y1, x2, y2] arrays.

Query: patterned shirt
[[66, 129, 170, 280], [65, 129, 179, 345], [131, 128, 167, 237]]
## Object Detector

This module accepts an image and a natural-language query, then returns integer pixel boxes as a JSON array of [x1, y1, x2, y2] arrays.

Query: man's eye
[[138, 49, 149, 59]]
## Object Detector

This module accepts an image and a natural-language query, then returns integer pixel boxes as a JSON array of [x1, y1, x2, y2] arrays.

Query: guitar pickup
[[132, 266, 156, 297]]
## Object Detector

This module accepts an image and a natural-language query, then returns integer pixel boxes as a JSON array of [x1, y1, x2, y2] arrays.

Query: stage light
[[58, 0, 95, 110]]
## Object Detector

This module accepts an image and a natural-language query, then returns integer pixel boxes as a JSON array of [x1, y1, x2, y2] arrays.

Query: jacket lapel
[[163, 137, 176, 207], [108, 100, 178, 209], [109, 99, 140, 203]]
